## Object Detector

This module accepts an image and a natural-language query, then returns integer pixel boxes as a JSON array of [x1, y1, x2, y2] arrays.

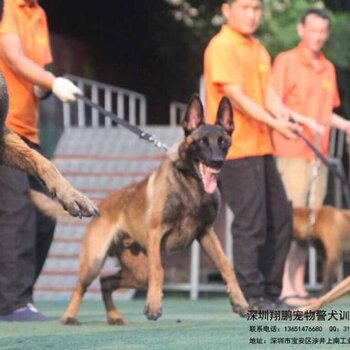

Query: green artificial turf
[[0, 296, 350, 350]]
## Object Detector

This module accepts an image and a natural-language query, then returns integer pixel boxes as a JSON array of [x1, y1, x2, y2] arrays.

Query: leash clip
[[140, 132, 169, 151]]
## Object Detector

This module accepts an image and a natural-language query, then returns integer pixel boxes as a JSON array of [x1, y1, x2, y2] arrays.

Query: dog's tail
[[29, 190, 71, 218]]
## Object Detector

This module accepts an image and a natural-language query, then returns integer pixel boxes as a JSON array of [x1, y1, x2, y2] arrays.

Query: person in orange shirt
[[0, 0, 81, 322], [271, 9, 350, 307], [204, 0, 323, 311]]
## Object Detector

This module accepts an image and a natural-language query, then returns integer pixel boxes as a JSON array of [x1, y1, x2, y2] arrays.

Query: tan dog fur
[[293, 206, 350, 294], [2, 130, 98, 217]]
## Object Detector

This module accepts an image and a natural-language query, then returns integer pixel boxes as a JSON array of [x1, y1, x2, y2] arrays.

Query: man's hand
[[271, 118, 302, 139], [52, 77, 82, 102], [290, 111, 325, 135], [300, 117, 325, 135]]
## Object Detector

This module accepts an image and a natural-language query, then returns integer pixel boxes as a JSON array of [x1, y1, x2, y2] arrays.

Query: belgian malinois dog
[[0, 70, 97, 217], [293, 206, 350, 293], [60, 95, 248, 325]]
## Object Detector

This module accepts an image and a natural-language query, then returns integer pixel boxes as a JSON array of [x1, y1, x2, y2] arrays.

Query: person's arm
[[289, 110, 325, 134], [331, 113, 350, 134], [265, 84, 325, 134], [0, 34, 55, 88], [264, 83, 290, 120], [0, 33, 81, 101], [222, 83, 300, 139]]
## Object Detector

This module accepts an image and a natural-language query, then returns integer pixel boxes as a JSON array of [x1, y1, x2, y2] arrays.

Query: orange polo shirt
[[204, 25, 273, 160], [0, 0, 52, 144], [272, 43, 340, 160]]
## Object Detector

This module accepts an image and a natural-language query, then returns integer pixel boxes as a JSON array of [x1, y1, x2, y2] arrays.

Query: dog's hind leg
[[61, 217, 119, 325], [100, 247, 149, 325], [198, 229, 249, 316], [299, 275, 350, 312], [322, 251, 339, 294]]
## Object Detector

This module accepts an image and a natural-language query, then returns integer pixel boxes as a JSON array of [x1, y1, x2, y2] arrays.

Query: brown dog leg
[[198, 229, 249, 316], [300, 275, 350, 312], [144, 226, 164, 321], [322, 256, 339, 294], [2, 130, 98, 217], [61, 218, 118, 324], [100, 248, 149, 325], [60, 249, 106, 325], [100, 271, 127, 325]]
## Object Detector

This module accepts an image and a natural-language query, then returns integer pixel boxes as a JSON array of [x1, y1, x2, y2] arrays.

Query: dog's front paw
[[143, 303, 162, 321], [60, 316, 80, 325], [108, 316, 127, 326], [231, 299, 249, 318], [55, 186, 99, 218]]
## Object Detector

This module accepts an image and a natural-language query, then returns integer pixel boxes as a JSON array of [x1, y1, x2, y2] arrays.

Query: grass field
[[0, 296, 350, 350]]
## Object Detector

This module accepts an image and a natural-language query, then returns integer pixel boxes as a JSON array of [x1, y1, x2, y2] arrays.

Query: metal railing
[[170, 101, 187, 126], [63, 75, 147, 128]]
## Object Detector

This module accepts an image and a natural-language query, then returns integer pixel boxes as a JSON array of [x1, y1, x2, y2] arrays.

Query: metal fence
[[63, 75, 147, 128]]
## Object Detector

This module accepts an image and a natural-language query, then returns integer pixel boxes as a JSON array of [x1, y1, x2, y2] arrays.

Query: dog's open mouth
[[198, 162, 220, 194]]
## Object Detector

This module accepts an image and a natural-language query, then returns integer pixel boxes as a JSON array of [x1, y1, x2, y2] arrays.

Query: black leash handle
[[75, 94, 169, 152]]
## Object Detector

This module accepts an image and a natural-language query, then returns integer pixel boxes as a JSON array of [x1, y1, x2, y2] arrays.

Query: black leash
[[290, 117, 350, 193], [74, 97, 350, 194], [76, 94, 170, 151]]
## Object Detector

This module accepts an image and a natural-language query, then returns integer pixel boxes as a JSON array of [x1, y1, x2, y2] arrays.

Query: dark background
[[40, 0, 198, 125], [39, 0, 350, 125]]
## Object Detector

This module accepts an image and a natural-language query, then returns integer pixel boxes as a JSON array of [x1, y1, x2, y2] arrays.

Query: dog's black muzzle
[[208, 158, 224, 170]]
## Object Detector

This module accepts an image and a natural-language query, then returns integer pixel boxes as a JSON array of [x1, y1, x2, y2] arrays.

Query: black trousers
[[219, 155, 292, 300], [0, 142, 56, 314]]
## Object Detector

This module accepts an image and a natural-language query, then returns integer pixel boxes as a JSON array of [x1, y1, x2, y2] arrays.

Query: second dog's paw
[[60, 316, 79, 325], [143, 303, 162, 321]]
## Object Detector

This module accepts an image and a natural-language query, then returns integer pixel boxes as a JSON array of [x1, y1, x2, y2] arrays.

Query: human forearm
[[0, 34, 55, 88], [0, 34, 81, 102], [265, 84, 290, 120], [224, 84, 278, 127], [5, 53, 55, 89], [331, 113, 350, 132], [265, 84, 324, 134], [289, 111, 325, 134], [222, 83, 299, 139]]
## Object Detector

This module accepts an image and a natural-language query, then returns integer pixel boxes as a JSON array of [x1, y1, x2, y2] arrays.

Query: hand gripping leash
[[289, 116, 350, 200]]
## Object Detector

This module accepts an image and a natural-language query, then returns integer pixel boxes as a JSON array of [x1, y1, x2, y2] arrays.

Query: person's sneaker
[[0, 303, 49, 322]]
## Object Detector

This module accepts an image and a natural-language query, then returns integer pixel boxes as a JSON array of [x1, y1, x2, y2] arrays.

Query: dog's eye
[[198, 137, 209, 146], [218, 137, 227, 147]]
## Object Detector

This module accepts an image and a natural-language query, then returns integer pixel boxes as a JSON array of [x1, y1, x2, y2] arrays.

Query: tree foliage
[[165, 0, 350, 64], [165, 0, 350, 115]]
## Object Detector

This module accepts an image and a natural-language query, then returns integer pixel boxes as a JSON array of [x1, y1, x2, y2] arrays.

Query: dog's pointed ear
[[215, 96, 234, 136], [181, 94, 204, 136]]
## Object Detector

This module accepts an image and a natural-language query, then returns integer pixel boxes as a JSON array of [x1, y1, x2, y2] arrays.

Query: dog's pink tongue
[[200, 164, 218, 194]]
